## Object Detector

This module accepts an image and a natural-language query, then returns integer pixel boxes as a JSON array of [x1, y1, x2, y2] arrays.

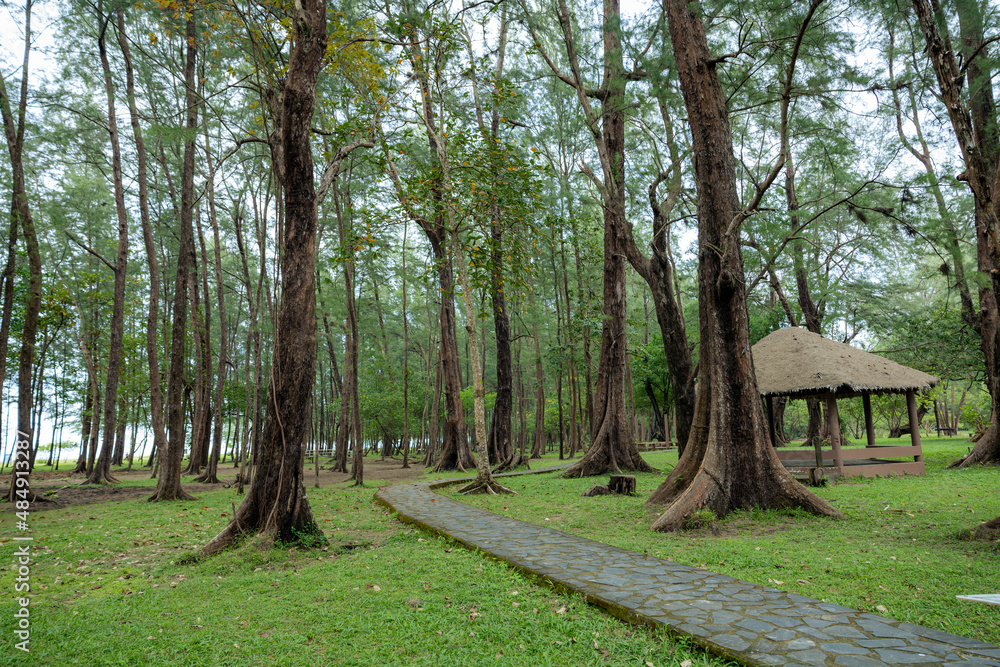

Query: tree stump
[[582, 485, 611, 497], [608, 475, 636, 495]]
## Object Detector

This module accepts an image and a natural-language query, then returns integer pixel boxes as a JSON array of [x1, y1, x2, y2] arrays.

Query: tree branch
[[65, 231, 115, 272]]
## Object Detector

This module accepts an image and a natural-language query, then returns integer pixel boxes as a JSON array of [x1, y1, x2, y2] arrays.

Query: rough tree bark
[[381, 24, 473, 471], [202, 0, 327, 554], [468, 11, 524, 473], [2, 0, 43, 502], [936, 0, 1000, 469], [648, 0, 838, 529], [909, 0, 1000, 544], [621, 165, 696, 456], [556, 0, 654, 477], [87, 9, 129, 486], [150, 10, 198, 502], [454, 239, 512, 496]]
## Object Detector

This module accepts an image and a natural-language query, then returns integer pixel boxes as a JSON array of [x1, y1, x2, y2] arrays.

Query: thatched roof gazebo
[[752, 327, 940, 479]]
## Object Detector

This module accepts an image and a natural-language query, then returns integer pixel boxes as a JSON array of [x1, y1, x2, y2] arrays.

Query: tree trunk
[[562, 0, 653, 477], [194, 124, 227, 484], [2, 0, 43, 501], [943, 0, 1000, 469], [530, 318, 546, 459], [150, 12, 199, 502], [183, 250, 207, 477], [387, 23, 474, 473], [429, 232, 474, 472], [454, 239, 511, 496], [203, 0, 327, 553], [87, 9, 129, 486], [486, 216, 515, 468], [401, 223, 411, 469], [648, 0, 838, 529]]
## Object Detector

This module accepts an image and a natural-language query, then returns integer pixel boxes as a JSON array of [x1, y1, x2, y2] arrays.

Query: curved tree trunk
[[648, 0, 838, 530], [203, 0, 327, 554]]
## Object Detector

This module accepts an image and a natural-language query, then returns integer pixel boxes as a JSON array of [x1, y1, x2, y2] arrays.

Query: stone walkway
[[375, 467, 1000, 667]]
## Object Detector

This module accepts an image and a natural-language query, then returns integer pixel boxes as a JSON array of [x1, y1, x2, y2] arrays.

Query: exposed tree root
[[459, 478, 514, 495], [194, 472, 220, 484], [3, 488, 52, 504], [562, 410, 656, 478], [949, 421, 1000, 468], [432, 425, 475, 473], [81, 470, 119, 486], [648, 437, 840, 531], [492, 453, 531, 474]]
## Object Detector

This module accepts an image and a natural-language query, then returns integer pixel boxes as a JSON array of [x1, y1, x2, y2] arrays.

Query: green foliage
[[960, 398, 990, 433]]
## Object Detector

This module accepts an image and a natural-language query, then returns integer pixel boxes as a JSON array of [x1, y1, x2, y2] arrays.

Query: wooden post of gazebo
[[824, 393, 844, 470], [862, 393, 877, 448], [906, 390, 924, 463], [765, 396, 776, 448]]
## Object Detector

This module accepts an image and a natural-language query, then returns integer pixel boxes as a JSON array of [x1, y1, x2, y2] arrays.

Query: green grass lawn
[[0, 452, 732, 667], [449, 437, 1000, 646]]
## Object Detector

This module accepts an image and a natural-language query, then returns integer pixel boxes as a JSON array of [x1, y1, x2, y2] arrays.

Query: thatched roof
[[752, 327, 939, 398]]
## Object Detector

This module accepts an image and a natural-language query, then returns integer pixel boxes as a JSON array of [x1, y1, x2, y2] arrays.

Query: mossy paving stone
[[375, 468, 1000, 666]]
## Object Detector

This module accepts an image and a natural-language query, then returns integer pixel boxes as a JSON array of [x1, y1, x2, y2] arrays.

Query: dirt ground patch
[[3, 456, 430, 511]]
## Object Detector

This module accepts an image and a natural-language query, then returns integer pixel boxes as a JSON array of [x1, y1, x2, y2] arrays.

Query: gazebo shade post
[[765, 396, 776, 448], [906, 390, 923, 462], [862, 393, 876, 448], [825, 392, 844, 471]]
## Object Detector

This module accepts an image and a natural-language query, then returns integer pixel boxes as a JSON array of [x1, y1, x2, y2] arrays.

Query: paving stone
[[376, 469, 1000, 667], [788, 648, 832, 666], [857, 639, 909, 648], [765, 629, 799, 642], [875, 648, 946, 663], [820, 642, 870, 655], [712, 634, 752, 651], [971, 651, 1000, 660], [824, 625, 869, 639], [677, 623, 712, 638], [858, 619, 919, 639], [735, 619, 776, 633], [711, 611, 744, 625], [760, 614, 803, 629], [798, 626, 833, 641], [834, 656, 893, 667]]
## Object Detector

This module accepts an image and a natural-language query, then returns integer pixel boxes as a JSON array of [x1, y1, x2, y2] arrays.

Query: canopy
[[752, 327, 939, 399]]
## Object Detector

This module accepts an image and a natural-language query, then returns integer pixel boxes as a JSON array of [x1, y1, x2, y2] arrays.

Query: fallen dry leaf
[[555, 605, 568, 614]]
